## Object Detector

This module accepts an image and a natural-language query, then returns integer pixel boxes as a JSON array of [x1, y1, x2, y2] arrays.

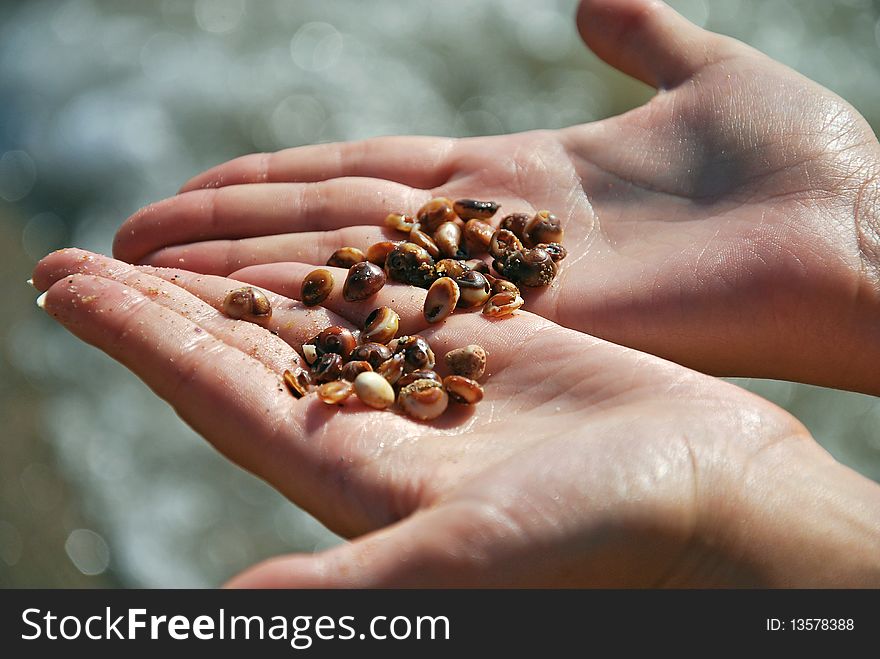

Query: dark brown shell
[[343, 261, 386, 301], [315, 326, 357, 358], [500, 248, 557, 287], [391, 335, 435, 371], [311, 352, 344, 383], [384, 242, 437, 288], [536, 242, 567, 262], [453, 199, 499, 220], [349, 342, 393, 368], [301, 269, 334, 307]]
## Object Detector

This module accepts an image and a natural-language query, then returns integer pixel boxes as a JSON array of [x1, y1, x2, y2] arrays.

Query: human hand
[[112, 0, 880, 394], [32, 248, 880, 586]]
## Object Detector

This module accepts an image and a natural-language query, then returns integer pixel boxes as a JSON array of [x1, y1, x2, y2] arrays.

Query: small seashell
[[485, 274, 521, 297], [444, 344, 487, 380], [489, 229, 523, 261], [463, 219, 495, 253], [341, 360, 373, 382], [524, 210, 564, 247], [391, 335, 435, 371], [343, 261, 386, 301], [536, 242, 567, 262], [349, 342, 393, 368], [443, 375, 484, 405], [384, 242, 436, 288], [318, 380, 354, 404], [435, 258, 469, 280], [363, 306, 399, 344], [301, 269, 334, 307], [433, 221, 464, 259], [454, 270, 491, 309], [384, 213, 417, 233], [482, 291, 524, 317], [283, 368, 311, 399], [312, 352, 344, 383], [315, 326, 357, 358], [366, 241, 402, 267], [453, 199, 499, 221], [397, 369, 442, 389], [501, 248, 557, 287], [327, 247, 367, 269], [499, 213, 531, 241], [398, 379, 449, 420], [424, 277, 460, 324], [222, 287, 272, 320], [353, 371, 395, 409], [416, 197, 457, 233], [376, 353, 405, 385], [409, 228, 441, 259]]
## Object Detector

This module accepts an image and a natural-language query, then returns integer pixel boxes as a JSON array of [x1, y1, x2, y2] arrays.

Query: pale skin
[[36, 0, 880, 585]]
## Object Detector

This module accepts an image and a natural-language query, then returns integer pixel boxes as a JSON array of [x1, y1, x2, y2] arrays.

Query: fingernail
[[36, 291, 48, 309], [26, 278, 34, 288]]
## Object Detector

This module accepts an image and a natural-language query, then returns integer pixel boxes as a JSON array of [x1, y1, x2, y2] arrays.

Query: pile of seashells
[[221, 198, 564, 421]]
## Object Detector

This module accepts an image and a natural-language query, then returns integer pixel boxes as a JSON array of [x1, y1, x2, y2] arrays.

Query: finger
[[135, 264, 355, 348], [230, 262, 428, 335], [225, 502, 494, 588], [39, 270, 437, 537], [37, 273, 311, 487], [179, 136, 457, 193], [575, 0, 737, 89], [33, 249, 301, 373], [113, 178, 428, 265], [139, 225, 399, 275]]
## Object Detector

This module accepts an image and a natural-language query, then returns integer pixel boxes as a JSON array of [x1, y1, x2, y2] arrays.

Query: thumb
[[575, 0, 737, 89], [224, 503, 497, 588]]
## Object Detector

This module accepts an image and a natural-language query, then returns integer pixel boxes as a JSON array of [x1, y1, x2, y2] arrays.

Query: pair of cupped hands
[[33, 0, 880, 586]]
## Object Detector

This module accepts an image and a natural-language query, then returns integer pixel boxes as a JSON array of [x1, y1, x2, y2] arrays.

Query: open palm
[[113, 0, 880, 391], [38, 248, 879, 587]]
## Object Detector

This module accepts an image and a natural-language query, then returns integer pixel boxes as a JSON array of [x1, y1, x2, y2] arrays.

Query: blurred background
[[2, 0, 880, 587]]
